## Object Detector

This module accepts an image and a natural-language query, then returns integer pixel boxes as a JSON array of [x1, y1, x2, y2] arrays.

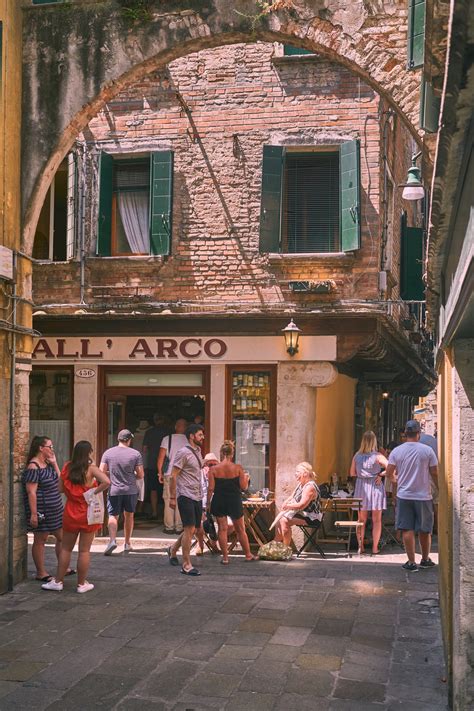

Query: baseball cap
[[203, 452, 219, 463], [405, 419, 421, 434], [118, 429, 134, 441]]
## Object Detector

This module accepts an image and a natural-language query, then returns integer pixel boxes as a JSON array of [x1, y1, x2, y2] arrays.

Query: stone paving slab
[[0, 540, 448, 709]]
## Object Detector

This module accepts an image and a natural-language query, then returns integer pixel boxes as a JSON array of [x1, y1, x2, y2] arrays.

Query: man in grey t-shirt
[[100, 429, 144, 556], [386, 420, 438, 572], [168, 424, 204, 576]]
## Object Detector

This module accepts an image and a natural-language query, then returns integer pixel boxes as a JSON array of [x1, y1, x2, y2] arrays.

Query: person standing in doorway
[[143, 414, 169, 520], [167, 424, 204, 576], [100, 429, 144, 555], [158, 418, 188, 534], [385, 419, 438, 572]]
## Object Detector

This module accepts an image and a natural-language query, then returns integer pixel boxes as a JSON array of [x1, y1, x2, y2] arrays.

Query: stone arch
[[22, 0, 424, 254]]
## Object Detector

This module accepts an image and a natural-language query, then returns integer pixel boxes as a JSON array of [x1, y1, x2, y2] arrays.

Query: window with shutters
[[407, 0, 425, 69], [97, 151, 173, 257], [283, 45, 315, 56], [282, 151, 340, 253], [259, 141, 360, 254], [32, 155, 75, 262]]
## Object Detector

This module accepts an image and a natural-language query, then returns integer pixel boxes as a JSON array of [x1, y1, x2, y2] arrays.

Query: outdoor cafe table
[[243, 499, 275, 548]]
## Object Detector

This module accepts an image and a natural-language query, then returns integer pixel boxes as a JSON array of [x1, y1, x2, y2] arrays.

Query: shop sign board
[[32, 335, 337, 363]]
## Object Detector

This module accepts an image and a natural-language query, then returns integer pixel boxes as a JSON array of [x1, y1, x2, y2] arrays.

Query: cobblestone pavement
[[0, 540, 448, 710]]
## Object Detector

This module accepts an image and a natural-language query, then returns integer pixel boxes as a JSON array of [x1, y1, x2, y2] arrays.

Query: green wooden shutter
[[420, 79, 440, 133], [259, 145, 284, 253], [340, 139, 361, 251], [149, 151, 173, 256], [97, 152, 113, 256], [283, 45, 314, 56], [407, 0, 425, 69], [400, 213, 424, 300]]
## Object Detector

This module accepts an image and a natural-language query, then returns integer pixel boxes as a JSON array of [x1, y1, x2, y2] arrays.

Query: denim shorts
[[177, 495, 202, 528], [396, 498, 434, 533], [107, 494, 138, 516]]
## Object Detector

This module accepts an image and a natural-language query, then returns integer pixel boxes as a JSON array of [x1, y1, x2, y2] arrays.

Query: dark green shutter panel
[[259, 145, 284, 253], [150, 151, 173, 256], [407, 0, 425, 69], [97, 152, 113, 256], [283, 45, 314, 56], [420, 79, 440, 133], [400, 214, 424, 300], [340, 139, 360, 251]]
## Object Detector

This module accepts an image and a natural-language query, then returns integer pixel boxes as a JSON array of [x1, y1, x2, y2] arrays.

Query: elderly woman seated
[[274, 462, 322, 545]]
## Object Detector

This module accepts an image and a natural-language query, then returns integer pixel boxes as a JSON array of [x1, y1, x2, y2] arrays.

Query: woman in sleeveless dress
[[274, 462, 321, 546], [42, 440, 110, 593], [349, 431, 388, 554], [207, 441, 257, 564], [22, 435, 66, 581]]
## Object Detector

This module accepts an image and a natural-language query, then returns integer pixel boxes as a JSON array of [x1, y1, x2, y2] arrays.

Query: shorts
[[145, 468, 163, 494], [177, 495, 202, 528], [107, 494, 138, 516], [396, 498, 434, 533]]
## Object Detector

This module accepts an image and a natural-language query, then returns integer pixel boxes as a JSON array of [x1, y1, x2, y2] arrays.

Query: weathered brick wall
[[32, 43, 415, 311]]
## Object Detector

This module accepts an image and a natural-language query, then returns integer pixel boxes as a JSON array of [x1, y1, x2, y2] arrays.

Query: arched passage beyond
[[22, 0, 423, 253]]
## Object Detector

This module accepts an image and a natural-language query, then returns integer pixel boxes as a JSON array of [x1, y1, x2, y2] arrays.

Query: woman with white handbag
[[42, 441, 110, 594]]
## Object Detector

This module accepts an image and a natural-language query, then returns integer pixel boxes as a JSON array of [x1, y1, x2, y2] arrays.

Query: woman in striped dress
[[349, 431, 388, 555], [22, 435, 72, 581]]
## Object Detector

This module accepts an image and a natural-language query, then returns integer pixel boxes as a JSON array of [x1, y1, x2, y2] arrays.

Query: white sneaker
[[41, 579, 63, 591], [124, 543, 133, 552], [77, 582, 94, 594], [104, 541, 117, 556]]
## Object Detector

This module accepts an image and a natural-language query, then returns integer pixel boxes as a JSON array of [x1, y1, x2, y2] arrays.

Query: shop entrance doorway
[[99, 366, 209, 536]]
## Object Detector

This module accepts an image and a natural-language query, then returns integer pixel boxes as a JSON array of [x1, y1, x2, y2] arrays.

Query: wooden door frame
[[98, 365, 211, 459]]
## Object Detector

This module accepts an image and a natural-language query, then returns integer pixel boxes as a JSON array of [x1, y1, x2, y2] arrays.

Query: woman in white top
[[275, 462, 321, 546]]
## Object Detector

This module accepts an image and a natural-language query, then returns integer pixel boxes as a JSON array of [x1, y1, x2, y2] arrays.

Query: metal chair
[[295, 518, 326, 558]]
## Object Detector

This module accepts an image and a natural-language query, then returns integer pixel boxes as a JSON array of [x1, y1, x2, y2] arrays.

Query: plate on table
[[245, 497, 264, 503]]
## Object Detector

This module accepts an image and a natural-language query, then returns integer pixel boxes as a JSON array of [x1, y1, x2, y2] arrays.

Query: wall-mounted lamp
[[400, 152, 425, 201], [282, 319, 301, 356]]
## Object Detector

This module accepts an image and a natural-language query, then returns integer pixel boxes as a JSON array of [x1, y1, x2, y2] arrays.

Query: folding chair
[[332, 498, 364, 557], [295, 518, 326, 558]]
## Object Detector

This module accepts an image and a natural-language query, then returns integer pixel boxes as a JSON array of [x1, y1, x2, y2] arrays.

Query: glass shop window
[[29, 369, 72, 469], [229, 369, 274, 491]]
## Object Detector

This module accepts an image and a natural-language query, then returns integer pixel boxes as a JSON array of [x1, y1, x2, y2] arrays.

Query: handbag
[[257, 541, 293, 561], [203, 512, 218, 541]]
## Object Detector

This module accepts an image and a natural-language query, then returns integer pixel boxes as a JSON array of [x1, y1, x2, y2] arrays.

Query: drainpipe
[[8, 250, 17, 592]]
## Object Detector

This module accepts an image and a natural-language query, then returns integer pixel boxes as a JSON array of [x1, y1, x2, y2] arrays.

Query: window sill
[[89, 255, 166, 260], [268, 252, 355, 263]]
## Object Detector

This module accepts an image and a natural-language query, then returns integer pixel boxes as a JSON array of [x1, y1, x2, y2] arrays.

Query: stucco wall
[[275, 361, 337, 505], [0, 0, 28, 593], [314, 372, 357, 483]]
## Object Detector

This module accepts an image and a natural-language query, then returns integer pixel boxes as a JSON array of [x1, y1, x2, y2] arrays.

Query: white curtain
[[117, 191, 149, 253]]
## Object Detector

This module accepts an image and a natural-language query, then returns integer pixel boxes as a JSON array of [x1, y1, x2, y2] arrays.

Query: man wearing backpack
[[157, 418, 187, 533], [167, 424, 205, 576]]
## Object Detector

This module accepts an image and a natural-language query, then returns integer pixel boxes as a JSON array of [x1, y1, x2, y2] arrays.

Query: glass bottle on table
[[330, 473, 339, 496]]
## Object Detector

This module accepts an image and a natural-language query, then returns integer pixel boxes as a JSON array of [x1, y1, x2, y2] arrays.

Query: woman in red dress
[[42, 441, 110, 594]]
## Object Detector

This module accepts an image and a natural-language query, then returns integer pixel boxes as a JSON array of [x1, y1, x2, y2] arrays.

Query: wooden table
[[243, 500, 275, 548]]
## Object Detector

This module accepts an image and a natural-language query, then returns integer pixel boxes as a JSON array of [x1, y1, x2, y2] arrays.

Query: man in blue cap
[[385, 419, 438, 572]]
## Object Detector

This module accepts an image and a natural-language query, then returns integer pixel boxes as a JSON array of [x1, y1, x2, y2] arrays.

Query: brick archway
[[22, 0, 423, 253]]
